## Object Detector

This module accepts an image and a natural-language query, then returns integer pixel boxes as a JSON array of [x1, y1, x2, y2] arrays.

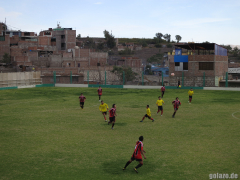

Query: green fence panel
[[53, 71, 56, 84], [123, 71, 125, 85], [225, 72, 228, 87], [36, 84, 55, 87], [0, 86, 18, 90]]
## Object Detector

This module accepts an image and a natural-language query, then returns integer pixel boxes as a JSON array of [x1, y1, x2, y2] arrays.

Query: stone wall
[[169, 76, 215, 87]]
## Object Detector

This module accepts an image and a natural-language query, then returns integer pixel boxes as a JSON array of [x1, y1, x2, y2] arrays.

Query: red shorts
[[98, 93, 102, 96], [131, 154, 142, 161]]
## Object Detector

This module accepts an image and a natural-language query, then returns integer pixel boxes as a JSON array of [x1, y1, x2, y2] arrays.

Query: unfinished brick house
[[168, 43, 228, 87], [0, 23, 108, 71]]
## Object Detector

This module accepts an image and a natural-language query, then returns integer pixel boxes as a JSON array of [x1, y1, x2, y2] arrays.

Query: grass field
[[0, 87, 240, 180]]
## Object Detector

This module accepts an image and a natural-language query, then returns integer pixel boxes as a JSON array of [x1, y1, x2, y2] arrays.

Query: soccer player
[[99, 100, 109, 122], [156, 96, 165, 116], [188, 88, 194, 104], [79, 93, 86, 109], [161, 85, 165, 98], [140, 105, 155, 122], [108, 104, 117, 130], [172, 97, 181, 118], [97, 86, 102, 101], [123, 136, 146, 173]]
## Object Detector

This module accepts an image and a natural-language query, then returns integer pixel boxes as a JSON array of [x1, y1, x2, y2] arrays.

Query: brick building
[[168, 43, 228, 87], [0, 23, 108, 74]]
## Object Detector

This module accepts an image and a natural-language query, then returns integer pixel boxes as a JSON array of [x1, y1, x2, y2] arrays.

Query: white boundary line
[[232, 111, 240, 119]]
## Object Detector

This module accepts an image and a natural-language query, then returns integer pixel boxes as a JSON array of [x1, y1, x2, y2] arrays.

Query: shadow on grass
[[101, 123, 127, 126], [102, 159, 156, 175]]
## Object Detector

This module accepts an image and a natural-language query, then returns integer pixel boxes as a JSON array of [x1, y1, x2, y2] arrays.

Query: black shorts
[[131, 155, 142, 162], [174, 107, 178, 111], [80, 102, 84, 106], [102, 111, 107, 115], [110, 116, 115, 122], [158, 106, 163, 111], [189, 96, 192, 99], [162, 91, 165, 95], [144, 114, 151, 119]]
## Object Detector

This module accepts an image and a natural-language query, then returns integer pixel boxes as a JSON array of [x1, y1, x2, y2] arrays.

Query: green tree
[[97, 42, 105, 50], [147, 53, 163, 63], [155, 43, 162, 48], [76, 34, 81, 38], [175, 35, 182, 43], [221, 45, 232, 52], [2, 53, 11, 63], [85, 37, 95, 48], [153, 37, 160, 44], [163, 34, 171, 42], [111, 66, 137, 83], [232, 47, 239, 57], [155, 33, 163, 40], [103, 30, 116, 49]]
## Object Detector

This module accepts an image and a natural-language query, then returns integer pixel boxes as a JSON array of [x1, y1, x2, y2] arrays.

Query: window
[[175, 62, 180, 66], [183, 62, 188, 70], [24, 32, 30, 36], [199, 62, 214, 70], [61, 35, 65, 39], [61, 43, 65, 50], [44, 31, 51, 35], [78, 63, 80, 67], [51, 38, 56, 42]]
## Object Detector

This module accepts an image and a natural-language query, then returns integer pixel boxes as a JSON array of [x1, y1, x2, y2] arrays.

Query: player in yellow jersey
[[140, 105, 155, 122], [99, 100, 109, 121], [156, 96, 165, 116], [188, 88, 194, 104]]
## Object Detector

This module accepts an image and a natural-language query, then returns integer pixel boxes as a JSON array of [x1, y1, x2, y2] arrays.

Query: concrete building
[[168, 43, 228, 87]]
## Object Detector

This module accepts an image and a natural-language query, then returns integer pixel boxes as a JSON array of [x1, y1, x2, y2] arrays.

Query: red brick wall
[[189, 55, 215, 62], [0, 35, 10, 61], [80, 49, 89, 57], [10, 35, 19, 44], [38, 36, 50, 46], [63, 52, 72, 58], [65, 30, 76, 50], [215, 61, 228, 76]]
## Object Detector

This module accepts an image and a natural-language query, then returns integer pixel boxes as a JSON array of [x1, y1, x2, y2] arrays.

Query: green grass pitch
[[0, 87, 240, 180]]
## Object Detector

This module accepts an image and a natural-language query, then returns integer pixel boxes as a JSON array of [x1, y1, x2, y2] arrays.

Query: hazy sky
[[0, 0, 239, 45]]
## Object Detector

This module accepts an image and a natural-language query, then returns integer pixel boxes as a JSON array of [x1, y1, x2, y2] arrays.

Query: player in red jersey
[[79, 93, 86, 109], [108, 104, 117, 130], [123, 136, 146, 173], [161, 85, 165, 98], [172, 97, 181, 118], [97, 86, 102, 101]]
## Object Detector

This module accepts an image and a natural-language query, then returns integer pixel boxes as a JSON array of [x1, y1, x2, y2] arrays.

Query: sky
[[0, 0, 240, 45]]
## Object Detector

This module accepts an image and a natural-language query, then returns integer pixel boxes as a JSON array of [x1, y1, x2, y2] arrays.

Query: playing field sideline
[[0, 87, 239, 180]]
